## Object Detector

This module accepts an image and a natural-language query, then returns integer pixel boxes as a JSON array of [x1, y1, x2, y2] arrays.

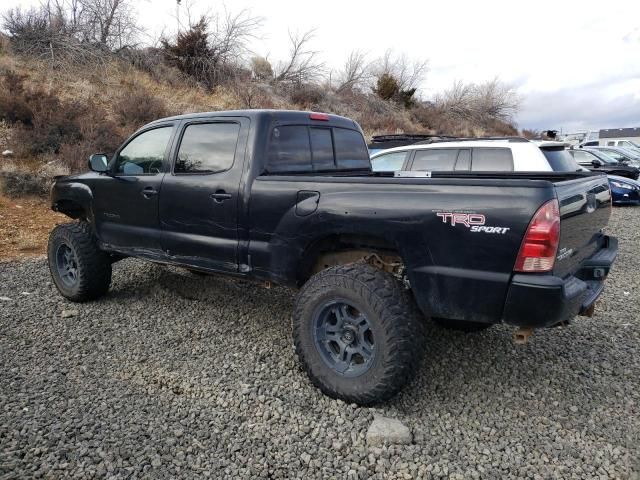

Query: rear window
[[267, 126, 369, 173], [333, 128, 370, 170], [471, 148, 513, 171], [267, 126, 311, 172], [411, 149, 458, 171], [541, 148, 579, 172], [310, 128, 334, 171]]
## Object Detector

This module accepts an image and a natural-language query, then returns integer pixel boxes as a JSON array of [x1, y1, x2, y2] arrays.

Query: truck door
[[93, 124, 176, 252], [159, 118, 248, 272]]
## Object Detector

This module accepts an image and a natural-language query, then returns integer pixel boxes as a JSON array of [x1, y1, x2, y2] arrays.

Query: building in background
[[599, 127, 640, 147]]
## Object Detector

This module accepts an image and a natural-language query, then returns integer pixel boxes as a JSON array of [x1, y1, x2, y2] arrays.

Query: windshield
[[540, 148, 580, 172], [617, 147, 640, 159], [589, 150, 619, 164]]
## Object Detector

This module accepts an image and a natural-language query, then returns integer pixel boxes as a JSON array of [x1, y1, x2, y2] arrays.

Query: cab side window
[[411, 149, 458, 171], [115, 126, 173, 175], [471, 148, 513, 171], [175, 122, 240, 174]]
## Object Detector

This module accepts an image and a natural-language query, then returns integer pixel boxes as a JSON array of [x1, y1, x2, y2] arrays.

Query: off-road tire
[[431, 317, 492, 332], [48, 222, 112, 302], [293, 263, 425, 405]]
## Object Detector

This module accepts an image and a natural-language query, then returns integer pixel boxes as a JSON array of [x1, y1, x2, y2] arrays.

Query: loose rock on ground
[[1, 207, 639, 479]]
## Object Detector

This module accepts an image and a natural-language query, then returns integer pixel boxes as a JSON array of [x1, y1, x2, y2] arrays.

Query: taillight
[[309, 112, 329, 121], [514, 199, 560, 273]]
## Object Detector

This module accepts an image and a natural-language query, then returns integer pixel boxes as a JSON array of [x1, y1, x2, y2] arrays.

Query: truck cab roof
[[145, 109, 361, 130]]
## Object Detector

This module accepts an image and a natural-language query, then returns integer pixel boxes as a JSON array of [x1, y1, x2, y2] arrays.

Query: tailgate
[[553, 174, 612, 278]]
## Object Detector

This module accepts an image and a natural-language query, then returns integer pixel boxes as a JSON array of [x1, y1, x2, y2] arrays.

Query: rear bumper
[[501, 236, 618, 328]]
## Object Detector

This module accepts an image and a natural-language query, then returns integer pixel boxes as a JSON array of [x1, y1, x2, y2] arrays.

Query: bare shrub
[[14, 91, 86, 156], [0, 70, 34, 125], [0, 69, 122, 172], [0, 171, 51, 196], [2, 0, 141, 64], [113, 84, 168, 128], [2, 5, 109, 67], [435, 77, 520, 126], [521, 128, 540, 139], [472, 78, 520, 123], [232, 83, 277, 109], [0, 32, 9, 54], [118, 47, 189, 87], [290, 84, 325, 108], [251, 56, 273, 81]]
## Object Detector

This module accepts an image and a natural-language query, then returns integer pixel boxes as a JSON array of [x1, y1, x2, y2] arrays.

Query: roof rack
[[414, 136, 530, 144], [369, 134, 454, 143]]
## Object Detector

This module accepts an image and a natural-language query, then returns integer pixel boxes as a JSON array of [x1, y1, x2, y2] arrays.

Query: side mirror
[[591, 159, 602, 167], [89, 153, 108, 173]]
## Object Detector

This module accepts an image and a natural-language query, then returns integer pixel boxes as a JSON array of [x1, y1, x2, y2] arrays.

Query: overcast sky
[[4, 0, 640, 133]]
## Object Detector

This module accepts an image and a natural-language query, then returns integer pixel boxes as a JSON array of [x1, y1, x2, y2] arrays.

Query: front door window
[[115, 127, 173, 175]]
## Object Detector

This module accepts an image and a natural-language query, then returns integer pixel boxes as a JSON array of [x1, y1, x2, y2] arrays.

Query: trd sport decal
[[436, 212, 510, 234]]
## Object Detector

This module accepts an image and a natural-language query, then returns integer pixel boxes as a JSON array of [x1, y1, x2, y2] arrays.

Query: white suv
[[370, 138, 553, 173]]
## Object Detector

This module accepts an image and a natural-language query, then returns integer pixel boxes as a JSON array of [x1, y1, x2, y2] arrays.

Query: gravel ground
[[1, 208, 639, 479]]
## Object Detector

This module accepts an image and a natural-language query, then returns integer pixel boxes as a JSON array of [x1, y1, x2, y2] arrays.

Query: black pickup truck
[[48, 110, 617, 404]]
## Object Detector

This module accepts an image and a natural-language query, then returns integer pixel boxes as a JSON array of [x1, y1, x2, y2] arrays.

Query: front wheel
[[293, 263, 424, 405], [48, 222, 112, 302]]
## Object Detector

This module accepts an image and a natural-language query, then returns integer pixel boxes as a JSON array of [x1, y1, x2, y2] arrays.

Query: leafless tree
[[371, 49, 429, 93], [208, 8, 262, 69], [161, 8, 261, 88], [77, 0, 141, 49], [275, 29, 324, 84], [336, 50, 369, 93]]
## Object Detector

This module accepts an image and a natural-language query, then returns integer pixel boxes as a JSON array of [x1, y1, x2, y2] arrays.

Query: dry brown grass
[[0, 55, 240, 126], [0, 192, 66, 261]]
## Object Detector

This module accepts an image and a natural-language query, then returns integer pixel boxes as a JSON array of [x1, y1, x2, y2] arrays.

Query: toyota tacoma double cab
[[48, 110, 618, 405]]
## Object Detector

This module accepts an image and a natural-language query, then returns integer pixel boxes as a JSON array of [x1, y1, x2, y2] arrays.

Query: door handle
[[211, 191, 232, 203], [141, 187, 158, 198]]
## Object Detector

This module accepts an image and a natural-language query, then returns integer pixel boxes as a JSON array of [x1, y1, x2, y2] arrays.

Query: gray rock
[[0, 204, 638, 479], [366, 415, 412, 446], [60, 309, 79, 318]]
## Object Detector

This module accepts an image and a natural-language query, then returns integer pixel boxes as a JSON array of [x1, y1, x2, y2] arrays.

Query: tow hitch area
[[513, 327, 534, 345]]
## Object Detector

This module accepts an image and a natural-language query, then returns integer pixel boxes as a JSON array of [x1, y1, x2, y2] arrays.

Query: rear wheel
[[431, 317, 492, 333], [293, 263, 424, 405], [48, 222, 112, 302]]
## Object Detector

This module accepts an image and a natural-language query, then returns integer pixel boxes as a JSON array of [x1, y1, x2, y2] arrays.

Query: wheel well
[[297, 234, 404, 285], [53, 199, 87, 220]]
